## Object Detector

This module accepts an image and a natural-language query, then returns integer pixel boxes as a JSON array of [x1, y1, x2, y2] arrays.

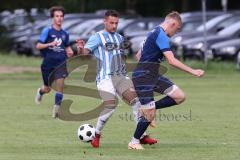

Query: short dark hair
[[49, 6, 65, 18], [104, 10, 119, 18]]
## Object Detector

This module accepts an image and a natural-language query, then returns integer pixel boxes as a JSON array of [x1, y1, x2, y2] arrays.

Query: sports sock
[[130, 137, 140, 144], [55, 92, 63, 106], [155, 96, 177, 110], [133, 116, 151, 140], [39, 89, 45, 95], [95, 105, 115, 134], [131, 98, 140, 123], [131, 99, 147, 138]]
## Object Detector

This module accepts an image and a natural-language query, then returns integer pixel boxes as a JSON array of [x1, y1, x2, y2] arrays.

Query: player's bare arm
[[36, 41, 58, 50], [163, 51, 205, 77], [135, 49, 142, 61]]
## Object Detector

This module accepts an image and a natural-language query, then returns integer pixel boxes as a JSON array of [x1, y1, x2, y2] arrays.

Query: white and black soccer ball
[[77, 124, 96, 142]]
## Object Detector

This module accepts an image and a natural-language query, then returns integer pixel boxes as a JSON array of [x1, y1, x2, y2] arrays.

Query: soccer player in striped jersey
[[77, 10, 157, 148], [34, 6, 74, 118], [128, 11, 205, 149]]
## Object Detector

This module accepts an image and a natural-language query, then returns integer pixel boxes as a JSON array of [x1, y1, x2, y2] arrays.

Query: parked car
[[180, 11, 222, 33], [14, 18, 84, 55], [211, 38, 240, 60], [129, 35, 145, 54], [119, 18, 163, 38], [181, 21, 240, 60], [171, 13, 240, 55], [68, 18, 137, 54], [236, 51, 240, 69], [128, 11, 222, 56]]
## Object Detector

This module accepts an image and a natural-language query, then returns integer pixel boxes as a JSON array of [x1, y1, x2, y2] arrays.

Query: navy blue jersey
[[132, 26, 174, 105], [38, 26, 70, 68], [139, 26, 171, 63]]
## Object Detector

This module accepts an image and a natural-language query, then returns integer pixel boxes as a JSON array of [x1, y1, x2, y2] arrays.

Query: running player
[[34, 6, 74, 118]]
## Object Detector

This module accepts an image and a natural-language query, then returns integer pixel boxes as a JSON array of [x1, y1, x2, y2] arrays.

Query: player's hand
[[76, 39, 85, 54], [192, 69, 205, 77], [67, 51, 74, 58], [48, 41, 58, 47]]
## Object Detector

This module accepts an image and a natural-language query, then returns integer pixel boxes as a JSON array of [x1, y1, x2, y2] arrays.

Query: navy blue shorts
[[132, 72, 174, 105], [41, 64, 68, 86]]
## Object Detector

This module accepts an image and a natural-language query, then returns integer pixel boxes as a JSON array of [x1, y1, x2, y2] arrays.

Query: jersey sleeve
[[155, 31, 171, 52], [85, 34, 101, 53], [38, 27, 50, 43], [64, 32, 70, 47]]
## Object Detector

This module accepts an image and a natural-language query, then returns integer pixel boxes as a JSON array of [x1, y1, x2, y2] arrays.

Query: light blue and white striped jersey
[[85, 30, 127, 83]]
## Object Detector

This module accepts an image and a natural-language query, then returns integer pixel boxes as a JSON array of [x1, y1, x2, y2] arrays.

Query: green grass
[[0, 53, 41, 67], [0, 54, 240, 160]]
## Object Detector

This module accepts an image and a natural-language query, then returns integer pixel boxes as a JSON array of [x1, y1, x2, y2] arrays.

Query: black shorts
[[41, 64, 68, 86], [132, 72, 174, 105]]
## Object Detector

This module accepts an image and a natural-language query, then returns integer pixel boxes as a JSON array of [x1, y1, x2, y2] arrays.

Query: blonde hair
[[165, 11, 182, 25]]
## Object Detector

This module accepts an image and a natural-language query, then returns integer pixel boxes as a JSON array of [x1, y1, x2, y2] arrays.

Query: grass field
[[0, 54, 239, 160]]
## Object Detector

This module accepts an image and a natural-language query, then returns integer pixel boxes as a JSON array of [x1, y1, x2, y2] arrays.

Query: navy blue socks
[[155, 96, 177, 110], [133, 116, 151, 139], [55, 92, 63, 106]]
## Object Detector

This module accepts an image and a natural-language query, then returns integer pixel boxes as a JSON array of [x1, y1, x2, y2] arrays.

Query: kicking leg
[[91, 100, 117, 148], [154, 76, 185, 110], [155, 85, 185, 109], [91, 79, 118, 148]]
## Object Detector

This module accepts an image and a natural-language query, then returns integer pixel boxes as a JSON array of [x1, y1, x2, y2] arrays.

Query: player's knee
[[175, 92, 186, 104]]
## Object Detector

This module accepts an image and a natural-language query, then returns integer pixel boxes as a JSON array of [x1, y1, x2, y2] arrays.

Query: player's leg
[[52, 77, 65, 118], [35, 67, 52, 104], [119, 76, 157, 145], [116, 76, 140, 123], [119, 75, 156, 149], [129, 103, 156, 149], [51, 64, 68, 118], [91, 78, 117, 148], [35, 86, 51, 104], [154, 76, 185, 110]]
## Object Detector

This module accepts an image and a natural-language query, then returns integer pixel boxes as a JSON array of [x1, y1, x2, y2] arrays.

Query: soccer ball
[[77, 124, 96, 142]]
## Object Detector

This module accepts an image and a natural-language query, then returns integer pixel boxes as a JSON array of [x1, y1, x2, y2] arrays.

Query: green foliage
[[0, 25, 12, 52]]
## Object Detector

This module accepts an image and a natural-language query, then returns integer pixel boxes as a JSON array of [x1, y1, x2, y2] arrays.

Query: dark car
[[128, 11, 222, 55], [67, 18, 136, 54], [12, 13, 104, 54], [180, 11, 222, 33], [211, 38, 240, 60], [171, 13, 240, 55], [119, 18, 163, 38], [181, 21, 240, 60]]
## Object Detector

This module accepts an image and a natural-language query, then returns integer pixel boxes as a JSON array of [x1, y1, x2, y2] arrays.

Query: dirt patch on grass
[[0, 66, 40, 74]]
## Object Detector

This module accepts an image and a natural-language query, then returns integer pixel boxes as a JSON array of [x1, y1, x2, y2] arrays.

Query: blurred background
[[1, 2, 240, 159], [0, 0, 240, 68]]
